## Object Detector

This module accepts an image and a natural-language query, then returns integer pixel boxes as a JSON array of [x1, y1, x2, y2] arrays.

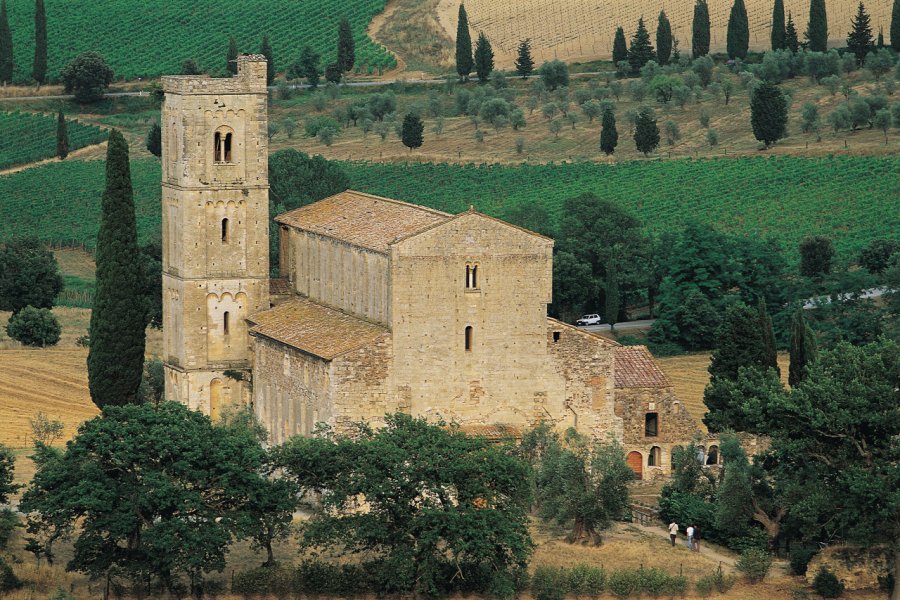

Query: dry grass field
[[435, 0, 894, 68], [271, 68, 898, 165], [657, 352, 790, 426]]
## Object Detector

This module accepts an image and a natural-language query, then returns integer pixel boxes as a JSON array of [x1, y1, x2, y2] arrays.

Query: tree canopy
[[60, 51, 113, 103], [0, 238, 62, 313]]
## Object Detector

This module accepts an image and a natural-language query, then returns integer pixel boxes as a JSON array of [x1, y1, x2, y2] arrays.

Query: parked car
[[576, 314, 602, 326]]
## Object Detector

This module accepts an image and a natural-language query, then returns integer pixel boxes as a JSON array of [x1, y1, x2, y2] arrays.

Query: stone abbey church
[[161, 55, 714, 479]]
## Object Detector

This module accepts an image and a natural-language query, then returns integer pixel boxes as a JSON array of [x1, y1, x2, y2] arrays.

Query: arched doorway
[[706, 445, 719, 465], [627, 451, 643, 480]]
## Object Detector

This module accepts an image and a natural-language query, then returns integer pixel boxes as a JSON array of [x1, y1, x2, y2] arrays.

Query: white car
[[576, 314, 603, 326]]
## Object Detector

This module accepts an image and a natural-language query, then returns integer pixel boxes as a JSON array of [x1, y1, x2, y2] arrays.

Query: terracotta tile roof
[[614, 346, 672, 389], [269, 278, 291, 295], [275, 190, 451, 253], [248, 297, 388, 360], [458, 424, 522, 441]]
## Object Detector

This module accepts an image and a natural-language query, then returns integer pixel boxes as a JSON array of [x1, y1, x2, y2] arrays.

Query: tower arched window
[[465, 263, 479, 289], [214, 127, 235, 163], [221, 218, 229, 243], [223, 311, 230, 335], [465, 326, 473, 351]]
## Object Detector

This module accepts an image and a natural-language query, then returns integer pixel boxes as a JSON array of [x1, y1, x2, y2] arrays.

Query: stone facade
[[163, 58, 706, 477]]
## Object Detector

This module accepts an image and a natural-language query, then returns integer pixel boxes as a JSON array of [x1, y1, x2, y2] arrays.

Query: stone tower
[[161, 55, 270, 417]]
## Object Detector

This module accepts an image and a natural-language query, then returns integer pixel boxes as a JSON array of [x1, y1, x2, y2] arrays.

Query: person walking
[[693, 526, 701, 552], [668, 521, 679, 546], [686, 524, 695, 549]]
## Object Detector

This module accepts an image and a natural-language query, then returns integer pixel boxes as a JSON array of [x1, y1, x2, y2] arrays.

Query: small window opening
[[648, 446, 661, 467], [464, 326, 473, 351], [221, 218, 229, 242], [644, 413, 659, 437], [471, 265, 478, 288], [706, 445, 719, 465], [223, 311, 230, 335], [224, 133, 232, 162], [214, 131, 222, 162], [466, 265, 471, 288], [553, 331, 561, 343]]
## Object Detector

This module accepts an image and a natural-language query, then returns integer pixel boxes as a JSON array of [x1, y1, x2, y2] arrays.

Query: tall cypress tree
[[0, 0, 13, 84], [785, 11, 800, 52], [612, 27, 628, 64], [846, 2, 874, 66], [456, 4, 473, 81], [33, 0, 47, 84], [605, 259, 620, 330], [56, 110, 68, 159], [514, 39, 534, 78], [891, 0, 900, 52], [633, 106, 660, 155], [656, 11, 673, 65], [788, 306, 817, 387], [805, 0, 828, 52], [692, 0, 711, 57], [751, 80, 787, 147], [226, 36, 238, 75], [88, 130, 146, 408], [727, 0, 750, 59], [628, 17, 655, 73], [259, 35, 274, 85], [757, 297, 779, 375], [771, 0, 786, 50], [600, 107, 618, 155], [473, 32, 494, 83], [337, 17, 355, 74]]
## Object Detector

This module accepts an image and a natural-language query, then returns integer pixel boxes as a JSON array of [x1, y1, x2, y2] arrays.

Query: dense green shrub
[[0, 557, 21, 593], [607, 569, 640, 599], [304, 116, 341, 138], [712, 565, 736, 593], [0, 508, 17, 549], [531, 565, 568, 600], [736, 547, 772, 583], [812, 567, 844, 598], [6, 306, 61, 347], [640, 568, 670, 597], [695, 574, 715, 598], [789, 545, 818, 575], [566, 564, 605, 598], [666, 574, 688, 597]]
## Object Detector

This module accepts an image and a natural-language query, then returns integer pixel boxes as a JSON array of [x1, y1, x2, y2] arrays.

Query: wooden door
[[627, 451, 643, 480]]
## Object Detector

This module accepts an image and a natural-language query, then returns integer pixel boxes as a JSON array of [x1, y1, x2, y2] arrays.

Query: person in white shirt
[[686, 525, 695, 549], [668, 521, 679, 546]]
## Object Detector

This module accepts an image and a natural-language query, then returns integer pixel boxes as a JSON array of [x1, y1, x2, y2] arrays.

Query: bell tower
[[161, 55, 270, 416]]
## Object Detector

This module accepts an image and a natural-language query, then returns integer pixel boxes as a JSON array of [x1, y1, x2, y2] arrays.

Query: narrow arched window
[[465, 265, 471, 288], [223, 311, 230, 335], [471, 265, 478, 288], [214, 131, 222, 162], [224, 132, 233, 162], [221, 218, 229, 242], [465, 326, 473, 351]]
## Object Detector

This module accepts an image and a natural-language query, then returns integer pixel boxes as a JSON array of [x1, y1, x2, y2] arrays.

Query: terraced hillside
[[0, 111, 106, 170], [5, 0, 395, 82], [0, 155, 895, 262]]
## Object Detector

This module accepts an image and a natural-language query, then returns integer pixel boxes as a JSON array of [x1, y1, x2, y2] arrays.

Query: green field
[[6, 0, 394, 82], [0, 156, 896, 260], [0, 111, 106, 170]]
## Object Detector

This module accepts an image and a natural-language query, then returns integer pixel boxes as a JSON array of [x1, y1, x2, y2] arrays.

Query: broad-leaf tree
[[60, 52, 114, 103], [0, 238, 62, 313]]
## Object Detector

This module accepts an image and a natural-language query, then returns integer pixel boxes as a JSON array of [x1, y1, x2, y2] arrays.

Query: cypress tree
[[600, 107, 618, 154], [628, 17, 655, 73], [474, 32, 494, 83], [401, 113, 424, 151], [771, 0, 786, 50], [750, 80, 788, 147], [605, 259, 619, 330], [337, 17, 355, 74], [892, 0, 900, 52], [87, 130, 146, 408], [692, 0, 711, 57], [846, 2, 874, 66], [456, 4, 473, 81], [33, 0, 47, 84], [612, 27, 628, 64], [514, 39, 534, 78], [708, 303, 769, 381], [633, 106, 660, 155], [788, 306, 817, 387], [877, 26, 883, 47], [727, 0, 750, 59], [785, 11, 800, 52], [805, 0, 828, 52], [656, 11, 673, 65], [757, 297, 779, 375], [0, 0, 13, 84], [56, 110, 68, 159], [226, 36, 238, 75], [260, 35, 275, 85], [146, 122, 161, 158]]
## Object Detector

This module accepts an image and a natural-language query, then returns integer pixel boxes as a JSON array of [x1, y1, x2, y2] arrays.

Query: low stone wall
[[806, 544, 891, 591]]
